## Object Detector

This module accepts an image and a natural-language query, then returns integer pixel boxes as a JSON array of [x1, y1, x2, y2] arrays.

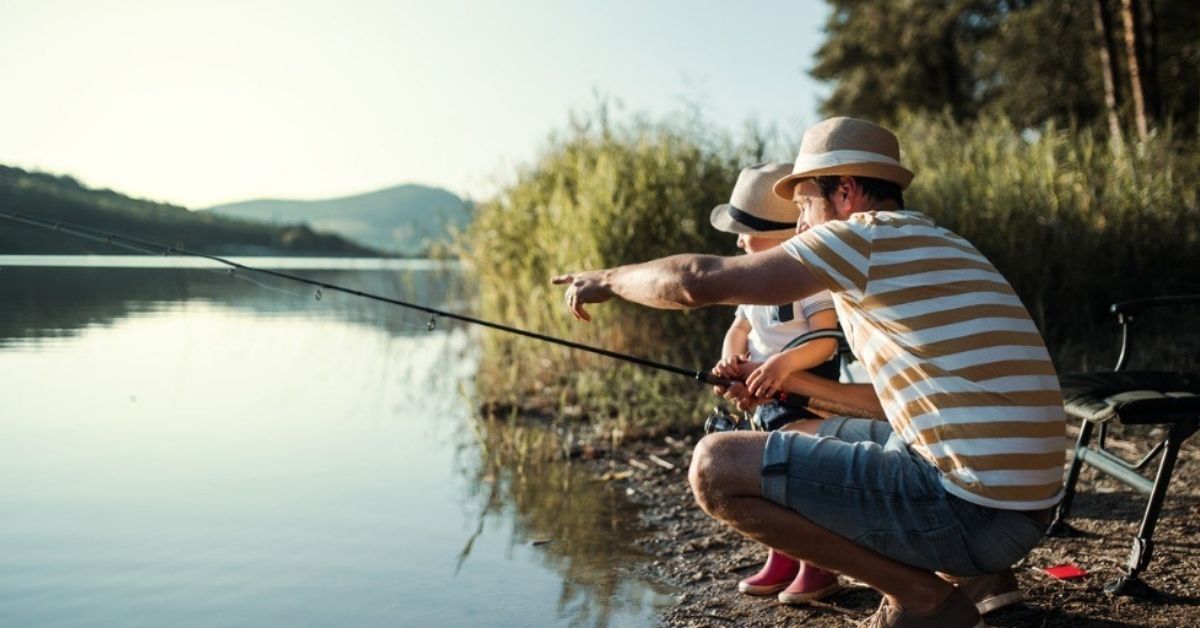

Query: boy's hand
[[746, 354, 791, 399], [710, 357, 760, 400], [712, 353, 750, 380]]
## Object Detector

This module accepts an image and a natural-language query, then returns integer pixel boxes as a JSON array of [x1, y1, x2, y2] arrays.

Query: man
[[551, 117, 1063, 628]]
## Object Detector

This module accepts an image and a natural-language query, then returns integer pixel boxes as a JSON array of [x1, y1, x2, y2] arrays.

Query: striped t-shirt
[[781, 210, 1064, 510]]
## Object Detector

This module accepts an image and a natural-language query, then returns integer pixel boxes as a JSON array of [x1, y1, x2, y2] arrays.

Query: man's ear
[[835, 176, 857, 214], [839, 176, 856, 201]]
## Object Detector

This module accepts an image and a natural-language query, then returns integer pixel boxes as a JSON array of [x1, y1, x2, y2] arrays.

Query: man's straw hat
[[772, 117, 914, 200], [710, 162, 799, 238]]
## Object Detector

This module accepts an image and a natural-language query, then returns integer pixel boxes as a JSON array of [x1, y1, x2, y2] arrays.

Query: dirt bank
[[580, 427, 1200, 627]]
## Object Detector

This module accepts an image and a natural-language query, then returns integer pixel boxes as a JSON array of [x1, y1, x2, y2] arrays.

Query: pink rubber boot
[[778, 563, 841, 605], [737, 549, 800, 595]]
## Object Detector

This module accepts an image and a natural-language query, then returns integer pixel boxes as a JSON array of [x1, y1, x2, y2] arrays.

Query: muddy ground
[[581, 425, 1200, 627]]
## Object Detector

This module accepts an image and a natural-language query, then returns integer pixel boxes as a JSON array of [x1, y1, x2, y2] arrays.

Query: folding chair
[[1047, 295, 1200, 596]]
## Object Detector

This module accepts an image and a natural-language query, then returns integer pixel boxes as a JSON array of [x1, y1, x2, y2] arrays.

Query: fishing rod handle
[[696, 371, 810, 407]]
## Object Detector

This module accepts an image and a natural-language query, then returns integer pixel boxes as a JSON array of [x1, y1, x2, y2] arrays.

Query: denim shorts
[[761, 417, 1047, 576]]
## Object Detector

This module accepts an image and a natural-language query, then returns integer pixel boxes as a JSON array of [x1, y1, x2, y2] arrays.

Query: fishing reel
[[703, 405, 751, 434], [704, 403, 813, 434]]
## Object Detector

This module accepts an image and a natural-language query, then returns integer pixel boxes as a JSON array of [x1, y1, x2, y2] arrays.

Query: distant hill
[[0, 166, 377, 256], [204, 185, 471, 256]]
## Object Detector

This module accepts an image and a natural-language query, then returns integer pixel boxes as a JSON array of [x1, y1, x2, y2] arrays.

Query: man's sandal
[[859, 589, 985, 628], [942, 568, 1024, 615]]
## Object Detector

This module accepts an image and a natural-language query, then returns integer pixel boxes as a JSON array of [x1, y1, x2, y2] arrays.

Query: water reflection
[[0, 259, 672, 627], [0, 262, 461, 346], [457, 420, 675, 628]]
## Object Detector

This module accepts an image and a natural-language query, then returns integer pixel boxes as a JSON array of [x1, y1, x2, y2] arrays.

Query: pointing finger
[[569, 300, 591, 322]]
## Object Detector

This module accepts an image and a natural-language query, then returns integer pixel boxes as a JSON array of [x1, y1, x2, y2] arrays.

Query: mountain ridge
[[205, 184, 471, 256], [0, 165, 376, 256]]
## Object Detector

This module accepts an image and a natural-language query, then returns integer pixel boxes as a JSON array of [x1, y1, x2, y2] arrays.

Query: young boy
[[708, 162, 843, 605]]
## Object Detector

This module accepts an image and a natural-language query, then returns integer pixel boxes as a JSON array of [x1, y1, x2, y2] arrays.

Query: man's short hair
[[813, 176, 905, 209]]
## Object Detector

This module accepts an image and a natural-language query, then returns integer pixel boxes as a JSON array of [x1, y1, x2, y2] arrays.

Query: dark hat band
[[728, 206, 795, 232]]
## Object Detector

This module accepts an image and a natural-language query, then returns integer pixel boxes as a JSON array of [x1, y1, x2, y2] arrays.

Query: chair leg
[[1105, 418, 1198, 596], [1047, 420, 1094, 537]]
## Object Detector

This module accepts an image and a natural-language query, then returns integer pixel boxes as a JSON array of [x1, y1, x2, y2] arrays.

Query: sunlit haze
[[0, 0, 828, 208]]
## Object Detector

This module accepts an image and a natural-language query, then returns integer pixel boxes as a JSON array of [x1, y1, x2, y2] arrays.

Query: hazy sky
[[0, 0, 830, 208]]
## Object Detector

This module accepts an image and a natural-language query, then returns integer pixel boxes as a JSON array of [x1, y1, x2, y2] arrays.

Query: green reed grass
[[464, 115, 760, 435], [465, 112, 1199, 436], [899, 115, 1199, 371]]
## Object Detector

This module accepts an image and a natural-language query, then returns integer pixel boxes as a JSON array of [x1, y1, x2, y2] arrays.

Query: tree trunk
[[1092, 0, 1124, 145], [1121, 0, 1150, 140], [1141, 0, 1161, 120]]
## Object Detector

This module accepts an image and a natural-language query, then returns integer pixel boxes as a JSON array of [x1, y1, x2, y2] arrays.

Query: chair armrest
[[1110, 294, 1200, 371], [1111, 295, 1200, 321], [781, 329, 848, 352]]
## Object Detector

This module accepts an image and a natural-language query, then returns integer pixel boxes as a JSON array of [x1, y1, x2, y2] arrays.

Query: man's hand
[[550, 271, 613, 322], [722, 381, 768, 412]]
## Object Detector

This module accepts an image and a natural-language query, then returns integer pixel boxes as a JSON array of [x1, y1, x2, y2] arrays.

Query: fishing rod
[[1, 209, 877, 418], [1, 210, 737, 380]]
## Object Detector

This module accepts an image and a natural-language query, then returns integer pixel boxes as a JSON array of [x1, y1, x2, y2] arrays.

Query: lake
[[0, 257, 673, 627]]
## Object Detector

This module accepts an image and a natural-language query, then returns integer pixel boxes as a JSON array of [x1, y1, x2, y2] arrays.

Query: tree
[[1093, 0, 1125, 144], [810, 0, 1199, 133], [1146, 0, 1198, 131], [977, 1, 1100, 127], [1121, 0, 1151, 139], [811, 0, 1004, 123]]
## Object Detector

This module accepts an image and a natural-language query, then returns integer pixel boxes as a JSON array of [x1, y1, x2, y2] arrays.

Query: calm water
[[0, 257, 672, 627]]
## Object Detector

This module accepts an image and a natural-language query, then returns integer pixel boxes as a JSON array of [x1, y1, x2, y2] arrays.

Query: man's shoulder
[[847, 210, 935, 229]]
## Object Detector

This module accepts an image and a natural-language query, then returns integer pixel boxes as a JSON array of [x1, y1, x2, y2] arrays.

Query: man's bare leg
[[688, 425, 956, 614]]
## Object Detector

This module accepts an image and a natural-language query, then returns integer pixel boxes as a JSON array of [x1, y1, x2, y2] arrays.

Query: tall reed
[[465, 112, 1200, 434], [899, 115, 1200, 371], [464, 114, 761, 435]]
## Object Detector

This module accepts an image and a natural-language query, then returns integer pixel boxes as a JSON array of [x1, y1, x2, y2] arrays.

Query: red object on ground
[[1043, 564, 1089, 580]]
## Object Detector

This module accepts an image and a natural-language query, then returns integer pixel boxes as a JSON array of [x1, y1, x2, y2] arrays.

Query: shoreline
[[573, 427, 1200, 626]]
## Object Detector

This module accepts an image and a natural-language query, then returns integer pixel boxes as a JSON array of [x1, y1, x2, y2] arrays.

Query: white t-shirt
[[735, 291, 835, 361]]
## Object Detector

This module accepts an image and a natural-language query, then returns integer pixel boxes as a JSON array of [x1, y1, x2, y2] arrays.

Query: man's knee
[[687, 434, 720, 512], [688, 432, 766, 517]]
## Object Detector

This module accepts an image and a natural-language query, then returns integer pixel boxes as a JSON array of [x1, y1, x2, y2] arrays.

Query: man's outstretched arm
[[551, 247, 825, 322]]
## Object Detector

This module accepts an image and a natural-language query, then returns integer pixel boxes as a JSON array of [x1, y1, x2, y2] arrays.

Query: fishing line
[[0, 212, 429, 333], [216, 264, 432, 334], [1, 210, 891, 419], [1, 210, 729, 386]]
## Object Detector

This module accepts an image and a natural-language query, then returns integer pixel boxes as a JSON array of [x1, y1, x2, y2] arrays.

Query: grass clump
[[463, 112, 761, 436], [899, 115, 1200, 371]]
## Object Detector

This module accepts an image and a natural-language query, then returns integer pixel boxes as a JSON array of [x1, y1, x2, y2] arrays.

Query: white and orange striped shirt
[[782, 210, 1064, 510]]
